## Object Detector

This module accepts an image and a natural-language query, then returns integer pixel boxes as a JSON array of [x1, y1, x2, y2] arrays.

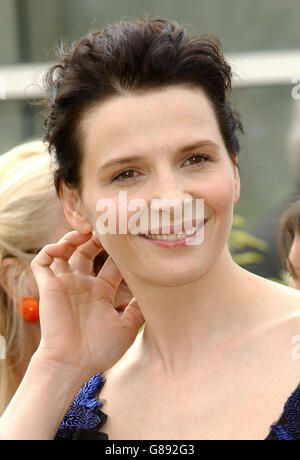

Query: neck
[[123, 247, 253, 376]]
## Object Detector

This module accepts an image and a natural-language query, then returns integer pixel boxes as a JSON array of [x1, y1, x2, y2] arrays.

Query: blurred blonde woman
[[0, 140, 71, 415]]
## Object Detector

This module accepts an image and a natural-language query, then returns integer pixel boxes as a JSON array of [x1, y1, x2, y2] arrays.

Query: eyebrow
[[98, 140, 219, 172]]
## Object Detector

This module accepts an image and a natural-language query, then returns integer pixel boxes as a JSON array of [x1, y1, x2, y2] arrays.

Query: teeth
[[142, 224, 201, 241], [185, 227, 196, 236], [145, 234, 186, 241]]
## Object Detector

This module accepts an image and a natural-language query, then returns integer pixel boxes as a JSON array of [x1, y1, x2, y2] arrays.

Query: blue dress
[[54, 373, 300, 440]]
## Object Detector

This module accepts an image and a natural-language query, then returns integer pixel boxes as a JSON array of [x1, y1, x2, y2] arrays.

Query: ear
[[0, 257, 28, 301], [59, 181, 93, 234], [232, 156, 241, 204]]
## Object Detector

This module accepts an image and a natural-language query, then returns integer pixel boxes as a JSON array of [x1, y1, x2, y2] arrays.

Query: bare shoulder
[[257, 274, 300, 314], [238, 270, 300, 388], [244, 270, 300, 337]]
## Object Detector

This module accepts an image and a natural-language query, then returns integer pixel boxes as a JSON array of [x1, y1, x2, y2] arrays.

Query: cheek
[[95, 193, 148, 238], [199, 172, 235, 215], [97, 233, 132, 264]]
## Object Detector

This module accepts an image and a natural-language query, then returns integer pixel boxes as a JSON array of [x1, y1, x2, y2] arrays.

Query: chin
[[141, 258, 211, 287]]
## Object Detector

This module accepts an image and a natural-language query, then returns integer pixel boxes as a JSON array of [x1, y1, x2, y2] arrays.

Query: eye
[[112, 169, 139, 183], [183, 154, 210, 167]]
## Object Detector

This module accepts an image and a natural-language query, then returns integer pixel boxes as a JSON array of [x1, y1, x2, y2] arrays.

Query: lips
[[138, 219, 207, 248]]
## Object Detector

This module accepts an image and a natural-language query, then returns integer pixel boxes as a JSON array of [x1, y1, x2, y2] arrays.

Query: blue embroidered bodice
[[55, 374, 300, 440], [267, 384, 300, 440], [55, 373, 108, 440]]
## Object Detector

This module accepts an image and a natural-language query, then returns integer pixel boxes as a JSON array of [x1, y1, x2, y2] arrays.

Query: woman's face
[[288, 232, 300, 290], [77, 85, 240, 286]]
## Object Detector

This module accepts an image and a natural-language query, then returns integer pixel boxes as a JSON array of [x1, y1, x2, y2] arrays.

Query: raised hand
[[31, 231, 144, 380]]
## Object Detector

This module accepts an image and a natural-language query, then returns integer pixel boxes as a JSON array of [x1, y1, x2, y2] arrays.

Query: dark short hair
[[43, 16, 243, 194], [277, 197, 300, 277]]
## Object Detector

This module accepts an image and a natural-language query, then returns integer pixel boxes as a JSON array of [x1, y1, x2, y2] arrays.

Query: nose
[[150, 165, 196, 225], [150, 167, 191, 222], [151, 167, 187, 201]]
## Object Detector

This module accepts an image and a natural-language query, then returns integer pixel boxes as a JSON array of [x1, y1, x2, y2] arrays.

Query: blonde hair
[[0, 140, 60, 414]]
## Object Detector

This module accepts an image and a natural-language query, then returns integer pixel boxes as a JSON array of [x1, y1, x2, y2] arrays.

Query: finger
[[68, 232, 103, 275], [58, 230, 93, 244], [56, 231, 93, 259], [31, 240, 70, 287], [121, 297, 145, 333], [51, 231, 93, 275], [96, 256, 123, 304]]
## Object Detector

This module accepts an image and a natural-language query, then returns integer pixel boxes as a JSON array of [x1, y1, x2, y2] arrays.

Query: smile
[[139, 219, 207, 247]]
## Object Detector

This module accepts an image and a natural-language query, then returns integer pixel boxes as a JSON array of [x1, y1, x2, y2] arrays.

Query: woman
[[0, 141, 133, 417], [0, 17, 299, 440], [0, 140, 71, 414], [277, 197, 300, 289]]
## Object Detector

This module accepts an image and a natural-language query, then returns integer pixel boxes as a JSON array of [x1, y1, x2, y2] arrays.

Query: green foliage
[[229, 215, 292, 286], [269, 270, 291, 286], [229, 215, 268, 266]]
